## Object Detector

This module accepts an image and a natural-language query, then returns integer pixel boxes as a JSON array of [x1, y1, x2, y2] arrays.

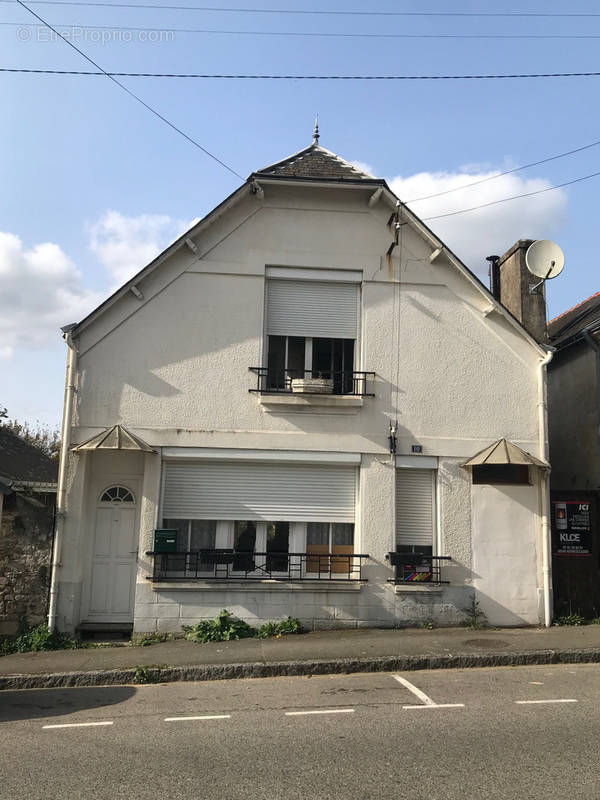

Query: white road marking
[[392, 675, 464, 709], [402, 703, 465, 710], [42, 721, 114, 729], [529, 681, 544, 685], [392, 675, 436, 705], [164, 715, 231, 722], [285, 709, 355, 716], [515, 699, 578, 705]]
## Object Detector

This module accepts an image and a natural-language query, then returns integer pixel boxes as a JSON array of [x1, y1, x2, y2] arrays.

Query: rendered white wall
[[471, 483, 540, 625]]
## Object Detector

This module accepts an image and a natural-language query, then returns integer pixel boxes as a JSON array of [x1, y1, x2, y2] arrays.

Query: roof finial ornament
[[312, 115, 319, 145]]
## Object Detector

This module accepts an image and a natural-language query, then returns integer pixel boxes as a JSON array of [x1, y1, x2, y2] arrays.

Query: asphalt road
[[1, 664, 599, 799]]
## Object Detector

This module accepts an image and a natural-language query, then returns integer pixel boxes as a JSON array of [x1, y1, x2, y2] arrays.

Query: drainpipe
[[48, 326, 78, 632], [538, 346, 555, 628]]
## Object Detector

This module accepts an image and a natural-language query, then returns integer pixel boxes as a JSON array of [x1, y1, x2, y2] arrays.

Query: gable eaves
[[71, 179, 251, 337], [380, 182, 549, 358]]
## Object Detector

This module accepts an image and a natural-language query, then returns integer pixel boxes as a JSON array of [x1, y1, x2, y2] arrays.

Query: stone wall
[[0, 492, 55, 636]]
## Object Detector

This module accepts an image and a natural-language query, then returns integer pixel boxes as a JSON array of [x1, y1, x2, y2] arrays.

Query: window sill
[[257, 394, 364, 409], [150, 580, 365, 592], [387, 583, 445, 595]]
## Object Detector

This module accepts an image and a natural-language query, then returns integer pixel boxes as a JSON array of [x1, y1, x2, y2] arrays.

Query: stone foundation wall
[[0, 493, 55, 636]]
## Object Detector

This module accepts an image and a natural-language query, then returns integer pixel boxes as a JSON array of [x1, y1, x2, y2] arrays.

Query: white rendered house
[[50, 135, 553, 635]]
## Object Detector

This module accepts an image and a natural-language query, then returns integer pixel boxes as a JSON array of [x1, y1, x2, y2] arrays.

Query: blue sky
[[2, 0, 599, 426]]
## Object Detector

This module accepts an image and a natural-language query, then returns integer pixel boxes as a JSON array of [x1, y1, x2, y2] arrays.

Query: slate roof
[[548, 291, 600, 347], [0, 427, 58, 487], [255, 144, 377, 181]]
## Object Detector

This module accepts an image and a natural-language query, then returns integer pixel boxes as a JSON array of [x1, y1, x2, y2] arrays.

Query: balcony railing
[[146, 550, 370, 582], [249, 368, 375, 397], [386, 553, 451, 585]]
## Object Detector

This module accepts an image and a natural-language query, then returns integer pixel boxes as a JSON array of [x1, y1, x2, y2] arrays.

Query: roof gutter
[[48, 325, 77, 632]]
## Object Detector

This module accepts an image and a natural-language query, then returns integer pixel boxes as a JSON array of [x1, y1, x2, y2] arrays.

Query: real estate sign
[[553, 501, 592, 556]]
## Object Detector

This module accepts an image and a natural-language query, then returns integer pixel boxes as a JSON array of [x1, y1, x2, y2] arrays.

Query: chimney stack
[[496, 239, 547, 343]]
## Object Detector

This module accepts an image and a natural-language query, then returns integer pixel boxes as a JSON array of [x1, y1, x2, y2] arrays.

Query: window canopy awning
[[462, 438, 548, 469], [71, 424, 155, 453]]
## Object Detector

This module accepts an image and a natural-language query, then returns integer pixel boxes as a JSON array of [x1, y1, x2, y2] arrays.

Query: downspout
[[48, 327, 77, 631], [538, 346, 555, 628]]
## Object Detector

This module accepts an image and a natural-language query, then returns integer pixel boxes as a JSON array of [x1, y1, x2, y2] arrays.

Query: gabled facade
[[52, 138, 552, 634]]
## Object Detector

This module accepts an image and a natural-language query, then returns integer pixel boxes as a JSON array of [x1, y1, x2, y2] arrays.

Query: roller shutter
[[163, 461, 356, 523], [266, 279, 358, 339], [395, 468, 436, 547]]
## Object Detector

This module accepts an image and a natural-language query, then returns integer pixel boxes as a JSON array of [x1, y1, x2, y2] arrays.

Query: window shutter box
[[395, 468, 436, 547], [266, 279, 359, 339], [162, 461, 356, 522]]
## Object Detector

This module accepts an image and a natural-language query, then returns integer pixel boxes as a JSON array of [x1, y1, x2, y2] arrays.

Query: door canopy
[[462, 438, 548, 469], [72, 424, 155, 453]]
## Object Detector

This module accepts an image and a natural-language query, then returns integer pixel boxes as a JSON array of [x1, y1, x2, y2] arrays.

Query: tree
[[0, 408, 60, 462]]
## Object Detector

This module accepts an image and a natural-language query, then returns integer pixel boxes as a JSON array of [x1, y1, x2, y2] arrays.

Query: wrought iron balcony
[[146, 550, 370, 582], [386, 553, 451, 585], [249, 368, 375, 397]]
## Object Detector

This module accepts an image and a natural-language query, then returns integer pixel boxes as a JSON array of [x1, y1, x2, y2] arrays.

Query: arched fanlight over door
[[100, 486, 135, 503]]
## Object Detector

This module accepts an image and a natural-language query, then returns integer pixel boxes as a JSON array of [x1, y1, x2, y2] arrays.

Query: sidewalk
[[2, 625, 600, 690]]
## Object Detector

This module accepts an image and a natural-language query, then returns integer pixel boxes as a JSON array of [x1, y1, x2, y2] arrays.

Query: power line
[[8, 21, 600, 39], [419, 169, 600, 221], [12, 0, 243, 179], [4, 66, 600, 80], [5, 1, 600, 17], [406, 138, 600, 203]]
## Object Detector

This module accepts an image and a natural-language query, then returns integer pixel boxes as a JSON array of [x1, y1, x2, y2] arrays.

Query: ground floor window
[[307, 522, 355, 574], [160, 518, 354, 576], [395, 467, 437, 582]]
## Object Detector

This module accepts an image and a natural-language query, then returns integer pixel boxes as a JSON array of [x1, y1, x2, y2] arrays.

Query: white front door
[[87, 485, 138, 622]]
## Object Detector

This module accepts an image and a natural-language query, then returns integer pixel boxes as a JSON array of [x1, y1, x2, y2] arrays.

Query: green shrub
[[257, 617, 301, 639], [133, 665, 159, 684], [554, 613, 585, 626], [256, 621, 280, 639], [462, 594, 488, 630], [183, 610, 256, 643], [0, 624, 82, 656]]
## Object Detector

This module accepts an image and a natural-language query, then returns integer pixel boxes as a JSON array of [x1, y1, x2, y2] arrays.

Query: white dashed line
[[42, 721, 114, 729], [285, 709, 355, 716], [164, 715, 231, 722], [515, 699, 578, 705], [402, 703, 465, 710], [392, 675, 465, 709]]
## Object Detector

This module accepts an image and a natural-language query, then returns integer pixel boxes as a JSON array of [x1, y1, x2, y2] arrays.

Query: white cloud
[[350, 160, 375, 177], [88, 210, 193, 286], [0, 232, 102, 359], [389, 170, 568, 276]]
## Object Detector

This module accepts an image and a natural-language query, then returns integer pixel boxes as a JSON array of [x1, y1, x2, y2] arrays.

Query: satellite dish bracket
[[528, 267, 553, 295]]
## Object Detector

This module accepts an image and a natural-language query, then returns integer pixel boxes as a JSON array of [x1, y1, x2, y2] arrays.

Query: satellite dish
[[525, 240, 565, 280]]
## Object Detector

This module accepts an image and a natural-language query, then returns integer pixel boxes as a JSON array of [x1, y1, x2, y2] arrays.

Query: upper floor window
[[265, 277, 359, 395]]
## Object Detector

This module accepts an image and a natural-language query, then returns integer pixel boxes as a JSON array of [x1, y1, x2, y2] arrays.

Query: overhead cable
[[12, 0, 244, 179], [4, 66, 600, 80]]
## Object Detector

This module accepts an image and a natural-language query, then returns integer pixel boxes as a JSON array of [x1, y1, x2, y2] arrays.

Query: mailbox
[[153, 529, 178, 553]]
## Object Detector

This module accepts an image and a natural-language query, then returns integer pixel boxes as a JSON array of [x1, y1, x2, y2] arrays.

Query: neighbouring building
[[51, 132, 555, 636], [0, 427, 57, 635], [547, 293, 600, 618]]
